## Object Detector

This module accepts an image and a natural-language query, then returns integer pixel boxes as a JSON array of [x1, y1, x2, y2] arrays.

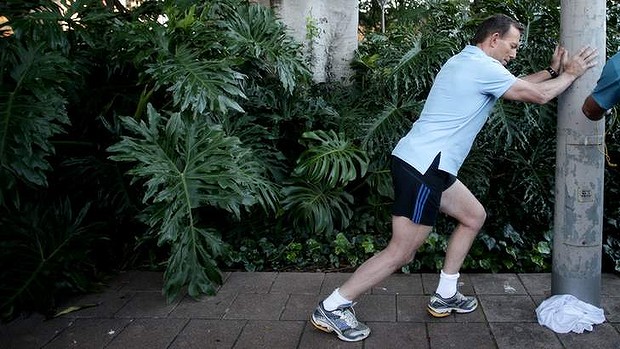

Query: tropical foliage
[[1, 0, 619, 320]]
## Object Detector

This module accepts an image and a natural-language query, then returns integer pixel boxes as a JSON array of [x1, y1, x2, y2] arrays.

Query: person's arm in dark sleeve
[[582, 52, 620, 121]]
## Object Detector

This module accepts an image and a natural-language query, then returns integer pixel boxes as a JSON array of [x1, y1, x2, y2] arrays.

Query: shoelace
[[452, 292, 475, 306], [334, 306, 359, 327], [454, 292, 466, 301]]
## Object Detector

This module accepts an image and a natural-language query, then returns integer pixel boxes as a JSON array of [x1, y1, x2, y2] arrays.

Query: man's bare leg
[[426, 179, 485, 317], [337, 215, 433, 301], [311, 216, 432, 342], [439, 179, 486, 274]]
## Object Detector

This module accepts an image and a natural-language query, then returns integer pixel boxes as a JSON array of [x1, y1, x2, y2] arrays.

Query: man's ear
[[489, 32, 500, 48]]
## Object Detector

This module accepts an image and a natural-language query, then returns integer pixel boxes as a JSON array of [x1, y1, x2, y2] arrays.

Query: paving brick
[[114, 291, 179, 318], [42, 318, 131, 349], [318, 272, 373, 296], [281, 294, 321, 321], [270, 272, 324, 294], [11, 271, 620, 349], [601, 295, 620, 323], [363, 322, 428, 349], [471, 273, 527, 295], [298, 322, 363, 349], [556, 322, 620, 349], [105, 318, 187, 349], [168, 319, 245, 349], [397, 295, 455, 323], [518, 273, 552, 296], [232, 320, 304, 349], [489, 322, 563, 349], [453, 303, 488, 323], [601, 273, 620, 296], [531, 294, 547, 307], [420, 273, 439, 295], [225, 293, 288, 320], [56, 290, 133, 318], [113, 270, 165, 291], [169, 292, 237, 319], [479, 295, 537, 322], [428, 322, 496, 349], [372, 273, 424, 295], [218, 272, 277, 294], [356, 294, 396, 322], [0, 314, 73, 349], [320, 272, 355, 295]]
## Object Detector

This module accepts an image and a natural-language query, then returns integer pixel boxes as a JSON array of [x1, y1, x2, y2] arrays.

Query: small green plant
[[304, 14, 320, 67]]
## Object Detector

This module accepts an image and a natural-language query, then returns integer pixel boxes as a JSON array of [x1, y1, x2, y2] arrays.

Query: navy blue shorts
[[391, 154, 456, 226]]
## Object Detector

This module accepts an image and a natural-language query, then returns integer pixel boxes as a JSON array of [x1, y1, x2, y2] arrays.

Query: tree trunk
[[268, 0, 358, 84]]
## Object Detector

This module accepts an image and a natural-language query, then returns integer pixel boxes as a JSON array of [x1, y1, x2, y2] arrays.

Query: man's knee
[[393, 249, 416, 267], [404, 251, 416, 265], [385, 241, 419, 267], [470, 205, 487, 231]]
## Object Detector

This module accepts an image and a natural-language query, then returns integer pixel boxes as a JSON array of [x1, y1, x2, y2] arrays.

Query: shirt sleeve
[[477, 59, 518, 98], [592, 53, 620, 110]]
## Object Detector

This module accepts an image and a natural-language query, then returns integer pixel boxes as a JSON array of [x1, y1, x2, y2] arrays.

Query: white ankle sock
[[322, 288, 351, 311], [436, 270, 459, 298]]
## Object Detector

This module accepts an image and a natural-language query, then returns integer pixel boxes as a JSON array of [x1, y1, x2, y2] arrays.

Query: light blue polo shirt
[[392, 45, 517, 176], [592, 52, 620, 110]]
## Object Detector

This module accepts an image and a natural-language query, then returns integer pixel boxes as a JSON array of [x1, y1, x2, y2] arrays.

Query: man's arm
[[521, 45, 565, 84], [503, 74, 577, 104], [503, 46, 597, 104], [581, 53, 620, 121]]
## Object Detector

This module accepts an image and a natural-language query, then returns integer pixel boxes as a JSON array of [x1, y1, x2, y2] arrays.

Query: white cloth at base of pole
[[536, 294, 606, 334]]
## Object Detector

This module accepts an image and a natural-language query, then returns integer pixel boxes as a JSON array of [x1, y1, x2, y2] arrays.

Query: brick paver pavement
[[2, 271, 620, 348]]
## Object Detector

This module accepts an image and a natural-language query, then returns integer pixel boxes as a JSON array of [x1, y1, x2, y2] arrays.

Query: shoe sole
[[426, 303, 478, 318], [310, 315, 369, 342]]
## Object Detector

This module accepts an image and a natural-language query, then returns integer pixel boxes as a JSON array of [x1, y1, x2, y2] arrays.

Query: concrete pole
[[552, 0, 606, 306]]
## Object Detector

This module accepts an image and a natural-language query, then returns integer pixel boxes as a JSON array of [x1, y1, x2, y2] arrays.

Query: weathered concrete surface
[[263, 0, 359, 84]]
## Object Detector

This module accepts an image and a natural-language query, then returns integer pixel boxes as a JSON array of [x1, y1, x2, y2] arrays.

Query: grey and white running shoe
[[427, 291, 478, 317], [311, 302, 370, 342]]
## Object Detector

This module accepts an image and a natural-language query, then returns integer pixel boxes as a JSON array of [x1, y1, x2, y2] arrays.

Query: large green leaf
[[281, 180, 354, 235], [108, 104, 278, 301], [295, 130, 369, 188], [146, 46, 247, 115], [0, 42, 72, 191], [224, 3, 310, 93]]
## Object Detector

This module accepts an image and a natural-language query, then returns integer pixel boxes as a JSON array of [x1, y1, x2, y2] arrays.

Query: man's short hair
[[471, 14, 524, 45]]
